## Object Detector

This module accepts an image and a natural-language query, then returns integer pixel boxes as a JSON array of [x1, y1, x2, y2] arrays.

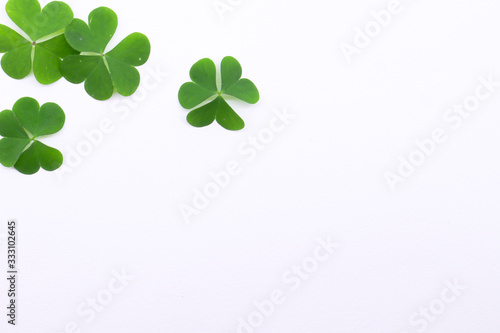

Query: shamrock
[[0, 97, 65, 175], [178, 56, 259, 131], [0, 0, 78, 84], [61, 7, 151, 101]]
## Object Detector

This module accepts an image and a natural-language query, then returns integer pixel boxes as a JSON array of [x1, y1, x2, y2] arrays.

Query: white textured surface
[[1, 0, 500, 332]]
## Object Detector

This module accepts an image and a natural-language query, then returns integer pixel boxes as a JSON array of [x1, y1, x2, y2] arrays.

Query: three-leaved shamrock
[[0, 0, 78, 84], [178, 56, 259, 131], [0, 97, 65, 175], [61, 7, 151, 100]]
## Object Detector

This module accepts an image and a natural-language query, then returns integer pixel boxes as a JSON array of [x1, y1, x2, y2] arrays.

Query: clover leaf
[[178, 56, 259, 131], [0, 97, 65, 175], [61, 7, 151, 101], [0, 0, 78, 84]]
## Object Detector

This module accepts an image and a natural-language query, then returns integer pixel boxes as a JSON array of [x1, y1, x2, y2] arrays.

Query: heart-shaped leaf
[[179, 56, 259, 131], [14, 141, 63, 174], [6, 0, 73, 41], [12, 97, 65, 137], [0, 0, 78, 84], [64, 6, 117, 54], [0, 97, 65, 174], [61, 7, 151, 100], [33, 34, 79, 84]]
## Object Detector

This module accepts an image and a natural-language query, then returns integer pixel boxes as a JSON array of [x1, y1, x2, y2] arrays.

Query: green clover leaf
[[61, 7, 151, 101], [0, 97, 65, 175], [0, 0, 78, 84], [178, 56, 259, 131]]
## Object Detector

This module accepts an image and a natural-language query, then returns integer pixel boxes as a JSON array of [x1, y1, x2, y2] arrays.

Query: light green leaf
[[33, 34, 78, 84], [0, 0, 76, 83], [1, 44, 32, 79], [106, 57, 140, 97], [6, 0, 73, 41], [84, 58, 114, 101], [64, 7, 117, 53], [0, 24, 30, 52], [106, 32, 150, 66]]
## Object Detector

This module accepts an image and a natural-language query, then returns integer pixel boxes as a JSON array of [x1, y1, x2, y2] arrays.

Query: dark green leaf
[[179, 57, 259, 130], [187, 98, 218, 128], [0, 138, 29, 167], [215, 97, 245, 131], [187, 96, 244, 131], [190, 58, 217, 92], [34, 140, 62, 171], [61, 7, 149, 100], [221, 56, 242, 91], [0, 97, 65, 174], [60, 55, 101, 84], [14, 140, 62, 174], [178, 82, 216, 109], [14, 143, 39, 174], [0, 109, 28, 138], [223, 79, 260, 104]]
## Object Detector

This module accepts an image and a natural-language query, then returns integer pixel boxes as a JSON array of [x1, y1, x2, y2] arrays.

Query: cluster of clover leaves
[[0, 97, 64, 174], [0, 0, 260, 175], [0, 0, 151, 99], [0, 0, 152, 174], [178, 56, 259, 131]]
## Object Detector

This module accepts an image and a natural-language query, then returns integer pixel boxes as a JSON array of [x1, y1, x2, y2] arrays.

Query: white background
[[1, 0, 500, 332]]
